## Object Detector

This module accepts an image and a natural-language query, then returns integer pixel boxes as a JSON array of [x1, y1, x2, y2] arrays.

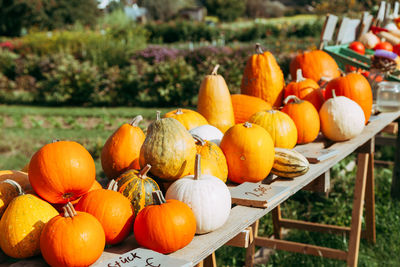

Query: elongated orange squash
[[197, 65, 235, 133], [231, 94, 272, 124]]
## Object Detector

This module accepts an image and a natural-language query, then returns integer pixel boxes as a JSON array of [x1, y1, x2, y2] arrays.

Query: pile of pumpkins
[[0, 43, 373, 266]]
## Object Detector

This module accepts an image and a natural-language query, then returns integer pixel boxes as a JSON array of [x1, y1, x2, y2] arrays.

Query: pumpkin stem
[[130, 115, 143, 126], [152, 190, 166, 205], [338, 68, 346, 77], [332, 89, 337, 98], [2, 179, 24, 196], [194, 154, 202, 180], [52, 139, 59, 143], [176, 109, 184, 115], [192, 134, 206, 146], [156, 111, 161, 120], [244, 122, 252, 128], [296, 69, 306, 82], [139, 164, 152, 179], [283, 95, 302, 105], [255, 43, 263, 54], [211, 64, 220, 75], [107, 179, 118, 191], [63, 202, 77, 218]]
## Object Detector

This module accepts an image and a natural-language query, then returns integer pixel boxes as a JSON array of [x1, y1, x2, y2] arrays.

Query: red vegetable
[[349, 41, 365, 55], [374, 42, 393, 52]]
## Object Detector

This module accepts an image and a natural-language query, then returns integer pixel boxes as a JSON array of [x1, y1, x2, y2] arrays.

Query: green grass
[[1, 105, 399, 266], [220, 15, 321, 29]]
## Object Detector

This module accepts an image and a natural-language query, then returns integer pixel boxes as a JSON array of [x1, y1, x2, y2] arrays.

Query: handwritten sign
[[101, 248, 192, 267], [230, 182, 290, 208]]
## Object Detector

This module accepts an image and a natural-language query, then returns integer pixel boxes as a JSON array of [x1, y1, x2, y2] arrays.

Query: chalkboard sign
[[102, 248, 192, 267], [230, 182, 290, 208]]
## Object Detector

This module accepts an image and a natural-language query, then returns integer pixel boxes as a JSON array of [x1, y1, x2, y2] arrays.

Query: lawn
[[1, 104, 399, 266]]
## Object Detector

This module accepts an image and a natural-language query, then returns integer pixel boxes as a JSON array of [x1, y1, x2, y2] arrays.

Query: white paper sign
[[103, 248, 192, 267]]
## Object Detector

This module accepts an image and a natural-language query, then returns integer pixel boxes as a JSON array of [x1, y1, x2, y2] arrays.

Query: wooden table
[[4, 110, 400, 267]]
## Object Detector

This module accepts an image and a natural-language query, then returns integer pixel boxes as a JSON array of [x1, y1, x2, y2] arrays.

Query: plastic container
[[376, 81, 400, 112]]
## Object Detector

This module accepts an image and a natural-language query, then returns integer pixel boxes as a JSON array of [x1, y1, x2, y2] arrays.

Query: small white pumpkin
[[359, 31, 380, 49], [189, 125, 223, 146], [165, 154, 231, 234], [319, 91, 365, 142]]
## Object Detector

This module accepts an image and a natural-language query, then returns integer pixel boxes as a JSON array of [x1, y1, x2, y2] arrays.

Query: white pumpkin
[[165, 154, 231, 234], [359, 31, 380, 49], [319, 91, 365, 142], [189, 125, 223, 146]]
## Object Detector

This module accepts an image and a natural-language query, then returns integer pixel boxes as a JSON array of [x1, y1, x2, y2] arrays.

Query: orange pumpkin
[[281, 95, 320, 144], [192, 135, 228, 182], [284, 69, 325, 111], [241, 43, 285, 107], [290, 50, 341, 82], [325, 72, 373, 124], [197, 65, 235, 133], [75, 181, 134, 245], [164, 108, 208, 130], [249, 110, 297, 149], [40, 203, 105, 267], [231, 94, 272, 124], [101, 115, 146, 180], [134, 191, 196, 254], [0, 170, 31, 193], [29, 141, 96, 204], [220, 122, 275, 184]]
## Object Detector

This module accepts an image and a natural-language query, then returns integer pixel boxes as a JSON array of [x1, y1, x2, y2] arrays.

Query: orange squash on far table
[[324, 72, 373, 124], [290, 50, 341, 82], [197, 65, 235, 133], [164, 108, 208, 130], [281, 95, 320, 144], [241, 43, 285, 107], [284, 69, 325, 111], [231, 94, 272, 124]]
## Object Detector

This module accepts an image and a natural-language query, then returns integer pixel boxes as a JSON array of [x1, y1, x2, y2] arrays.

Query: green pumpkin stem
[[176, 109, 184, 115], [130, 115, 143, 126], [63, 202, 77, 218], [296, 69, 306, 82], [255, 43, 263, 54], [3, 179, 24, 196], [211, 64, 220, 75], [244, 122, 252, 128], [194, 154, 202, 180], [152, 190, 166, 205], [192, 134, 206, 146], [107, 179, 118, 191], [139, 164, 152, 179], [156, 111, 161, 120], [283, 95, 302, 105]]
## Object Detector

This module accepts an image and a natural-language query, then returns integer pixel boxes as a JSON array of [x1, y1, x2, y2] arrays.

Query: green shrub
[[0, 48, 19, 79]]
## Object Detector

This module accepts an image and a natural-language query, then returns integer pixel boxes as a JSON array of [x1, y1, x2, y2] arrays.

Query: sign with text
[[230, 182, 290, 208], [102, 248, 192, 267]]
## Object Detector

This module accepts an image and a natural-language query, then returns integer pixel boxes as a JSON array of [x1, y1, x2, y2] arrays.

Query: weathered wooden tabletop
[[4, 110, 400, 267]]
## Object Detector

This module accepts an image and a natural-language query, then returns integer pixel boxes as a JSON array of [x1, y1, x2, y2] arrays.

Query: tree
[[0, 0, 100, 37], [138, 0, 196, 21], [203, 0, 245, 21]]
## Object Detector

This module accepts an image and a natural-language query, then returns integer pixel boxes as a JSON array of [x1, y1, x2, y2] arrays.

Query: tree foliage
[[203, 0, 246, 21], [0, 0, 100, 36], [138, 0, 196, 21]]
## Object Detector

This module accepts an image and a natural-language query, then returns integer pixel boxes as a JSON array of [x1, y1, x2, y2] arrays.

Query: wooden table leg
[[195, 253, 217, 267], [392, 118, 400, 199], [365, 150, 376, 244], [272, 205, 282, 239], [245, 220, 259, 267], [347, 153, 369, 267]]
